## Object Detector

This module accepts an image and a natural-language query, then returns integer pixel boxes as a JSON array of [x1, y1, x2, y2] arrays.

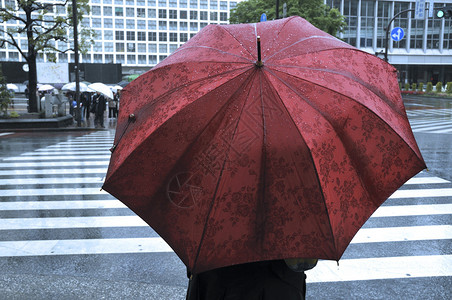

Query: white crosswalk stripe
[[0, 131, 451, 286], [407, 108, 452, 134]]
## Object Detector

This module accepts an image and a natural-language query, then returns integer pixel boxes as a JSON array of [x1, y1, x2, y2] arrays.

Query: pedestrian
[[91, 91, 106, 128], [186, 258, 317, 300], [108, 94, 117, 118], [80, 92, 91, 122]]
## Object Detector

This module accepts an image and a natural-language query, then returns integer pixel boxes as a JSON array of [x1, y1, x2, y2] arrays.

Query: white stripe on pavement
[[0, 177, 105, 185], [390, 188, 452, 198], [351, 225, 452, 243], [0, 237, 172, 257], [0, 187, 107, 197], [0, 132, 14, 137], [0, 161, 109, 168], [0, 168, 108, 176], [0, 200, 125, 210], [405, 177, 450, 184], [0, 216, 147, 230], [21, 151, 110, 156], [3, 155, 111, 161], [307, 255, 452, 283], [372, 204, 452, 217]]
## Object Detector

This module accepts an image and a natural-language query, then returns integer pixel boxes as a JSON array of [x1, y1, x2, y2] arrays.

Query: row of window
[[99, 6, 231, 18], [89, 0, 237, 9]]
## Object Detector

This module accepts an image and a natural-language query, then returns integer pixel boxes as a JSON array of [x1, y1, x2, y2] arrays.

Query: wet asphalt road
[[0, 96, 451, 299]]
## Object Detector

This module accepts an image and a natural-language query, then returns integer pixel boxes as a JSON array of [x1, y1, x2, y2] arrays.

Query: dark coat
[[91, 93, 106, 116], [186, 260, 306, 300]]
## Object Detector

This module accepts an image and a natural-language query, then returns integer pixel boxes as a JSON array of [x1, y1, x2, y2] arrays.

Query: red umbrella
[[103, 16, 426, 274]]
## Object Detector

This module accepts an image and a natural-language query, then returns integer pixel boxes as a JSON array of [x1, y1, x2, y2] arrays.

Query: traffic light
[[436, 7, 452, 18]]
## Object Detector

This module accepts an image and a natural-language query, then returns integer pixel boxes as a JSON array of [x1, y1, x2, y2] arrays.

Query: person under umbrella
[[91, 91, 106, 128]]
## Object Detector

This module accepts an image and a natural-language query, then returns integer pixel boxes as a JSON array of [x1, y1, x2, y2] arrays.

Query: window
[[180, 33, 188, 42], [126, 19, 135, 29], [137, 0, 145, 5], [127, 43, 136, 52], [94, 42, 103, 52], [220, 12, 227, 21], [127, 55, 136, 64], [180, 11, 187, 19], [137, 20, 146, 29], [169, 0, 177, 7], [104, 7, 113, 16], [169, 10, 178, 19], [126, 0, 135, 4], [200, 11, 207, 20], [137, 32, 146, 41], [115, 7, 123, 16], [104, 30, 113, 40], [170, 44, 178, 53], [180, 22, 188, 30], [148, 32, 157, 41], [220, 1, 227, 10], [180, 0, 187, 8], [190, 0, 198, 8], [92, 6, 101, 15], [159, 21, 167, 30], [148, 9, 156, 18], [190, 22, 198, 31], [82, 54, 91, 63], [149, 55, 157, 64], [115, 19, 124, 28], [92, 18, 102, 27], [126, 8, 135, 17], [94, 54, 102, 63], [159, 44, 168, 53], [149, 44, 157, 52], [190, 11, 198, 20], [138, 55, 147, 64], [210, 0, 217, 9], [148, 0, 156, 6], [104, 18, 113, 28], [210, 12, 217, 21], [392, 2, 409, 49], [158, 0, 166, 7], [115, 0, 124, 4], [148, 20, 157, 29], [137, 8, 145, 17], [159, 55, 167, 61], [170, 32, 178, 41], [116, 55, 125, 64], [200, 0, 207, 9], [159, 9, 167, 18], [200, 22, 208, 29], [105, 54, 114, 63], [105, 42, 114, 52], [116, 31, 124, 40], [344, 0, 359, 47], [58, 53, 68, 62], [116, 43, 125, 52], [169, 21, 178, 30], [138, 43, 147, 52], [159, 32, 167, 41], [127, 31, 135, 40]]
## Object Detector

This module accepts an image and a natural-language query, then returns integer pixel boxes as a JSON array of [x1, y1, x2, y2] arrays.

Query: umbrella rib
[[266, 64, 425, 162], [219, 26, 256, 60], [191, 69, 259, 272], [266, 60, 406, 117]]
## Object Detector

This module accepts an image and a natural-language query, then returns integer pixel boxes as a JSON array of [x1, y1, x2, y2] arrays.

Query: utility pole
[[72, 0, 81, 127], [384, 9, 414, 62], [276, 0, 279, 19]]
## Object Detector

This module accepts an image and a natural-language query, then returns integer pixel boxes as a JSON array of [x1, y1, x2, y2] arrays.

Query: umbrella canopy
[[38, 84, 55, 91], [6, 83, 19, 92], [110, 85, 123, 93], [62, 82, 91, 92], [103, 17, 426, 274], [88, 82, 114, 99]]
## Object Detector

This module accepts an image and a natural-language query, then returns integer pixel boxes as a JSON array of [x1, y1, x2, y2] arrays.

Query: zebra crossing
[[0, 130, 451, 297], [407, 108, 452, 134]]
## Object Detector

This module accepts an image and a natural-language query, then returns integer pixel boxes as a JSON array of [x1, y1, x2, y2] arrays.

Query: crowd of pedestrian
[[66, 90, 120, 128]]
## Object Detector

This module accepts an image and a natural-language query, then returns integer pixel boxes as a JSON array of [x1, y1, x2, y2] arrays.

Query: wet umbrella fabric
[[88, 82, 114, 99], [103, 16, 426, 274]]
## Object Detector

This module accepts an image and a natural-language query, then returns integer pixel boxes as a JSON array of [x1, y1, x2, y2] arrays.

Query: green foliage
[[399, 82, 402, 90], [411, 83, 417, 91], [426, 82, 433, 93], [404, 83, 410, 91], [0, 65, 12, 117], [418, 82, 424, 92], [9, 111, 19, 118], [229, 0, 347, 36], [435, 82, 442, 93], [446, 82, 452, 94]]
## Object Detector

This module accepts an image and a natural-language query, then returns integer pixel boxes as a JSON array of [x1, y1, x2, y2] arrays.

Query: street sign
[[415, 0, 426, 19], [260, 13, 267, 22], [391, 27, 405, 42]]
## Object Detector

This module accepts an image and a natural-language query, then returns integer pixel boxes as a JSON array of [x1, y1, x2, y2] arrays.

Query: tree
[[0, 65, 12, 117], [0, 0, 94, 113], [230, 0, 347, 37]]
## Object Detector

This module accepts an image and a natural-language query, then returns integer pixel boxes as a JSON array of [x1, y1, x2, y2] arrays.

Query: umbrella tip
[[256, 36, 263, 67]]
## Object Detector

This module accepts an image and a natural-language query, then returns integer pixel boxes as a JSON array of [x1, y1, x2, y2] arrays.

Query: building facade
[[1, 0, 451, 84]]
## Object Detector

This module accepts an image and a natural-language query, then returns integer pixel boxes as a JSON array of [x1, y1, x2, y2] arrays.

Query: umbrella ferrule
[[256, 36, 263, 67]]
